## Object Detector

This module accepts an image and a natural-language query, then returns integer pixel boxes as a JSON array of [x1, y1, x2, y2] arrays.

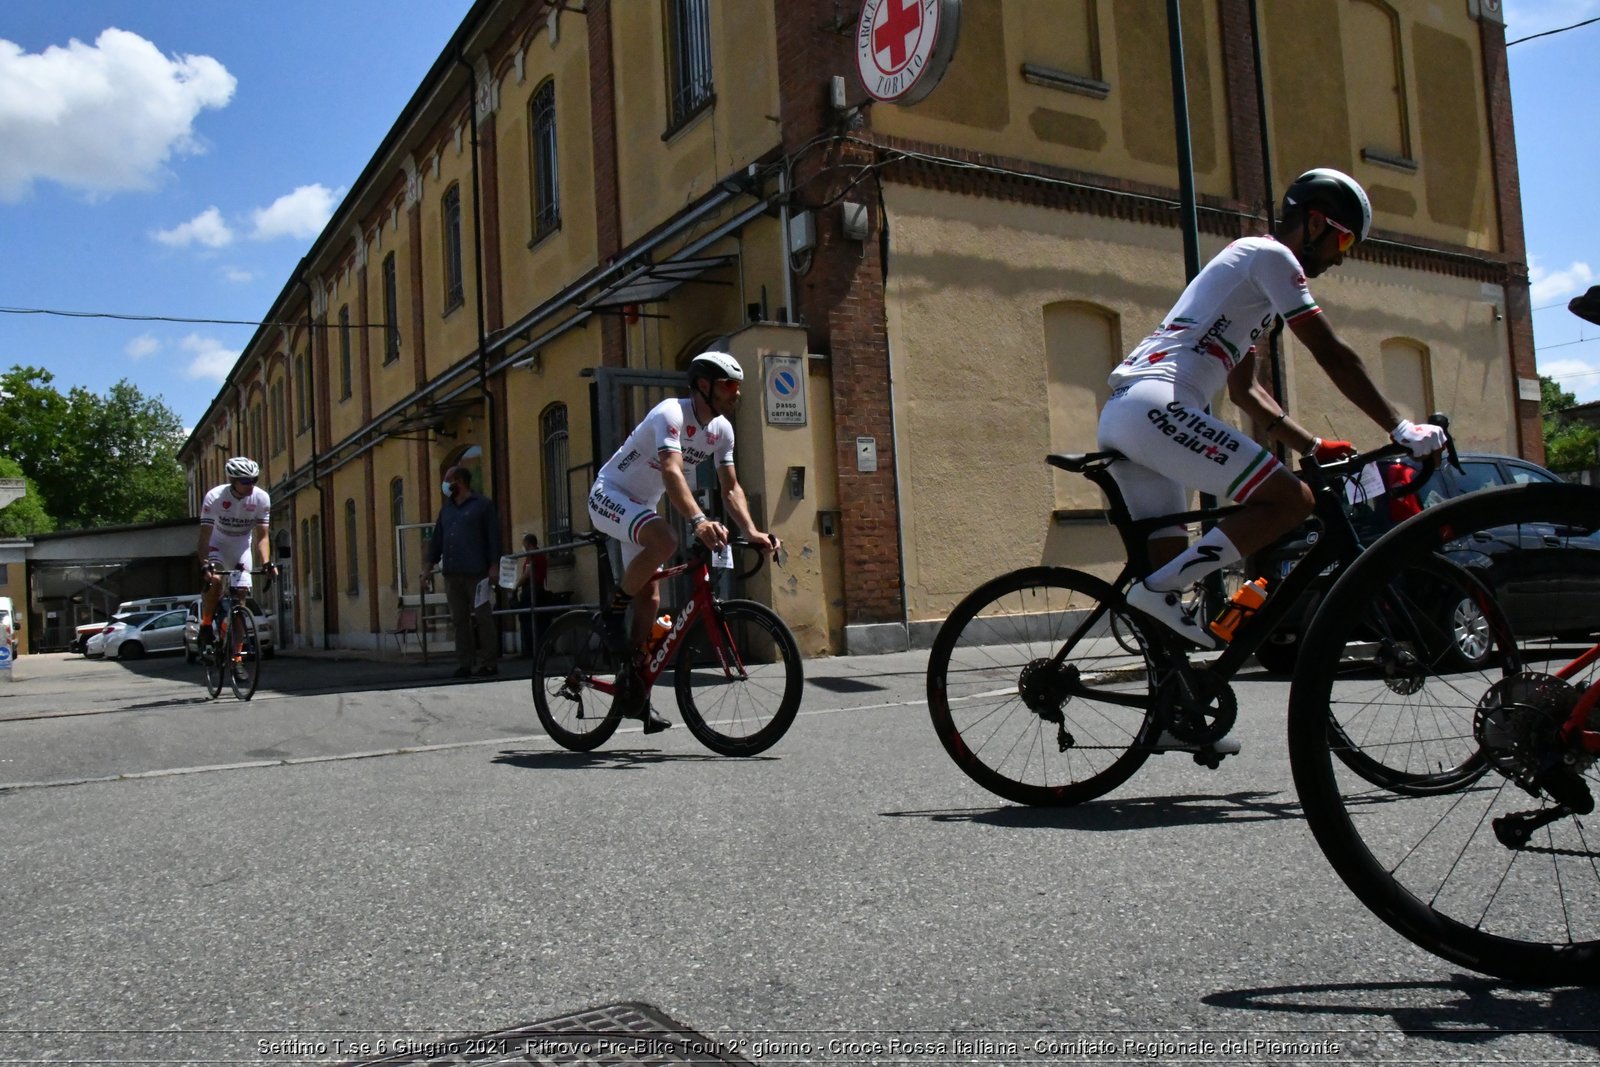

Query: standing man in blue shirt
[[425, 465, 503, 678]]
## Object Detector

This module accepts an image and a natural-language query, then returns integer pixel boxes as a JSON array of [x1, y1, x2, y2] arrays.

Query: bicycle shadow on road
[[492, 748, 779, 771], [882, 790, 1303, 830], [1205, 977, 1600, 1049]]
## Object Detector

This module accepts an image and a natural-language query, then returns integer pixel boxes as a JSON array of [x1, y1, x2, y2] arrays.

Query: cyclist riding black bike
[[585, 348, 781, 733], [1097, 168, 1446, 750], [196, 456, 278, 644]]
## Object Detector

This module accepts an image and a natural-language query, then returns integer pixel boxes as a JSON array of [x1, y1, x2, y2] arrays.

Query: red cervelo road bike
[[532, 535, 803, 755]]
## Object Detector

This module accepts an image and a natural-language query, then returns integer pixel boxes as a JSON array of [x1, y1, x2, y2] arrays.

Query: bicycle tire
[[228, 606, 261, 701], [201, 621, 225, 699], [673, 599, 803, 756], [927, 567, 1155, 806], [1322, 551, 1502, 796], [1291, 482, 1600, 983], [532, 609, 625, 751]]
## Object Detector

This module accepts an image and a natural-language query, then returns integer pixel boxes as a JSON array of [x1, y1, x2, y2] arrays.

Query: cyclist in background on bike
[[587, 348, 782, 733], [1098, 168, 1445, 652], [196, 456, 277, 645]]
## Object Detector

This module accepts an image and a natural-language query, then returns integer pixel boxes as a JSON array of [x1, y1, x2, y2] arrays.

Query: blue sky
[[1, 1, 1597, 432]]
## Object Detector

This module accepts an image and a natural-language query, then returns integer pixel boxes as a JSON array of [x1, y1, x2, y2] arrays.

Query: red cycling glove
[[1310, 437, 1357, 462]]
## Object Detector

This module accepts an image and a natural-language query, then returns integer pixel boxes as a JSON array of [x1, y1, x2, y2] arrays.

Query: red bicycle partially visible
[[532, 536, 803, 755]]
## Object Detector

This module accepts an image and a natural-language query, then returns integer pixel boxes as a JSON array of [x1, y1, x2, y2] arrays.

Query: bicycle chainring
[[1158, 669, 1238, 745]]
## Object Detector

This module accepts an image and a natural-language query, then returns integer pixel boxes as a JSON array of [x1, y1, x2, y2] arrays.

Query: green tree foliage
[[0, 455, 55, 537], [1541, 375, 1600, 473], [0, 366, 188, 530]]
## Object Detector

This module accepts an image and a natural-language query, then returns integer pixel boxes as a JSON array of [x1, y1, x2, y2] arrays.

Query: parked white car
[[102, 609, 190, 660], [183, 599, 275, 662], [85, 613, 147, 658]]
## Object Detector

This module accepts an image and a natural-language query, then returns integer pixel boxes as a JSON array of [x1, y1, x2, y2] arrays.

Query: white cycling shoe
[[1125, 580, 1218, 650], [1155, 731, 1243, 755]]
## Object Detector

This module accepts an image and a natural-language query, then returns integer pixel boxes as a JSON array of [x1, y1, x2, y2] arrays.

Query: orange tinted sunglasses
[[1321, 212, 1356, 254]]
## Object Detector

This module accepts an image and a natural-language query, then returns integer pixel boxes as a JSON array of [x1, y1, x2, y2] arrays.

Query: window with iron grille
[[302, 517, 323, 601], [338, 305, 352, 400], [390, 477, 406, 589], [382, 253, 401, 363], [664, 0, 714, 131], [270, 380, 286, 455], [541, 403, 570, 548], [344, 499, 360, 596], [528, 80, 560, 240], [295, 354, 309, 430], [441, 184, 464, 310]]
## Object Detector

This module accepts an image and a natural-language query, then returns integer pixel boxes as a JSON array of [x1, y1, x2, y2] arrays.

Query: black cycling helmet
[[1281, 167, 1372, 245]]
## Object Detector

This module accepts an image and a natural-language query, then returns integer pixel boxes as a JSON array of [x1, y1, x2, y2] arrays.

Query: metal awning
[[576, 254, 735, 312], [385, 394, 482, 440]]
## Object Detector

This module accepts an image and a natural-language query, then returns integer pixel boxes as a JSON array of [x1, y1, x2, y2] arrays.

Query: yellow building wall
[[876, 0, 1236, 201], [610, 2, 783, 247]]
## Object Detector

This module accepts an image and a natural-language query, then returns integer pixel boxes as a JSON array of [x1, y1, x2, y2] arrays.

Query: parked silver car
[[99, 610, 189, 659], [182, 599, 275, 662]]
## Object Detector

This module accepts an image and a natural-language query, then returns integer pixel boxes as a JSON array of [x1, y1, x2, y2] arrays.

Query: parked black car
[[1251, 452, 1591, 673]]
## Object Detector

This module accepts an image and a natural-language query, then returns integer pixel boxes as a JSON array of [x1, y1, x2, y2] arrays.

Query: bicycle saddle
[[1047, 451, 1123, 472]]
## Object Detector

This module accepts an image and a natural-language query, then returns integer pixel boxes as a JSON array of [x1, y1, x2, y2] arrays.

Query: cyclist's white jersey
[[1108, 236, 1321, 400], [596, 397, 735, 504], [200, 484, 271, 539]]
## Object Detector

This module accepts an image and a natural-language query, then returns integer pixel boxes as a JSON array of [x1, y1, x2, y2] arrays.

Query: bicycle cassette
[[1474, 672, 1582, 791]]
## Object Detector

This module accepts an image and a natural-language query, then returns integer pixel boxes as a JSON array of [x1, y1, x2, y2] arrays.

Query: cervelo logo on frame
[[855, 0, 963, 106]]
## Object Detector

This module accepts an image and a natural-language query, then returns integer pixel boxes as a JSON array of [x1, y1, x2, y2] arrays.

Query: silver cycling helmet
[[224, 456, 260, 481]]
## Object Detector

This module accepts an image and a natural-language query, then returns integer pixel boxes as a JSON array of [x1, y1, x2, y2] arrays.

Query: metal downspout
[[459, 52, 497, 510]]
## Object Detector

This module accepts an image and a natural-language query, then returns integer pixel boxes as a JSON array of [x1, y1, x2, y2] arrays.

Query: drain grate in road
[[347, 1001, 752, 1066]]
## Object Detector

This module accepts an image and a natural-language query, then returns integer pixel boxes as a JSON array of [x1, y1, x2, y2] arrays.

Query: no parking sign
[[764, 355, 806, 426], [0, 645, 12, 672]]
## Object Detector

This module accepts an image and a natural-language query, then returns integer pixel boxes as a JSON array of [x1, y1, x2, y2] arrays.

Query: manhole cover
[[347, 1002, 753, 1066]]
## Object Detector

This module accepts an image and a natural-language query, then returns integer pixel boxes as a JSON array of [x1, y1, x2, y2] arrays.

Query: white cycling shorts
[[587, 475, 667, 572], [1096, 378, 1284, 536], [204, 535, 255, 589]]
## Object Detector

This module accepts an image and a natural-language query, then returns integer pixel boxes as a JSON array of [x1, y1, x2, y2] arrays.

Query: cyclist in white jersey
[[1098, 168, 1445, 656], [587, 349, 781, 731], [195, 456, 277, 642]]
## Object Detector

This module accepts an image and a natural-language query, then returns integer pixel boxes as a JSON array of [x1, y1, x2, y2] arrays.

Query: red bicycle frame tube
[[1554, 647, 1600, 754], [584, 554, 745, 697]]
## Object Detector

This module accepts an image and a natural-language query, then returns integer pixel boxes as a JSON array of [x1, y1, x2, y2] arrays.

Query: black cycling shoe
[[641, 706, 673, 734]]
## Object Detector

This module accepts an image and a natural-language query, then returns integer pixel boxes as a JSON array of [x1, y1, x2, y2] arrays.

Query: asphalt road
[[0, 648, 1595, 1065]]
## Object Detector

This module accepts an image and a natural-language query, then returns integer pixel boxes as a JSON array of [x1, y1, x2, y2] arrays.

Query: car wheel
[[1253, 635, 1300, 674], [118, 642, 146, 660], [1444, 595, 1493, 670]]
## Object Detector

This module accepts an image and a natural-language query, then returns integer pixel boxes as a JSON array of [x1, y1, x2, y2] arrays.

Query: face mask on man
[[442, 480, 454, 497]]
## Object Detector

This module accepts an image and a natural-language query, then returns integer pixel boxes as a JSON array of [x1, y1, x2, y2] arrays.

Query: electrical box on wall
[[788, 210, 816, 253]]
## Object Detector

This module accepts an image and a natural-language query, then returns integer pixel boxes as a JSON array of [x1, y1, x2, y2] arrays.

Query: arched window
[[441, 184, 464, 310], [338, 305, 353, 400], [542, 404, 570, 546], [529, 79, 560, 240], [294, 354, 309, 431], [390, 476, 406, 589], [344, 499, 360, 596], [382, 253, 401, 364]]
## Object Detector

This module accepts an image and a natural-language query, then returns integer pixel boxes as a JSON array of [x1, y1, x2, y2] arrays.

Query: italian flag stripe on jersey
[[627, 509, 659, 543], [1285, 303, 1321, 325], [1227, 448, 1280, 502]]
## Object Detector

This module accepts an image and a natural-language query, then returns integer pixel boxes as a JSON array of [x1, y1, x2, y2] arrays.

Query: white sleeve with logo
[[715, 417, 735, 467], [1249, 241, 1322, 328], [654, 401, 686, 455]]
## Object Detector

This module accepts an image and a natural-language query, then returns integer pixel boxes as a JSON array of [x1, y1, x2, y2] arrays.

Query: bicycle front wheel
[[1291, 482, 1600, 983], [532, 610, 625, 751], [228, 606, 260, 701], [674, 599, 802, 756], [927, 567, 1155, 806]]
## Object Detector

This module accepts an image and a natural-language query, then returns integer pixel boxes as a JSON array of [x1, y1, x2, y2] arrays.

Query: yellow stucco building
[[179, 0, 1536, 655]]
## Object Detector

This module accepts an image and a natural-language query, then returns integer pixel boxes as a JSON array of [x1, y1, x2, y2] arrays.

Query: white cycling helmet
[[225, 456, 260, 481], [687, 350, 744, 385]]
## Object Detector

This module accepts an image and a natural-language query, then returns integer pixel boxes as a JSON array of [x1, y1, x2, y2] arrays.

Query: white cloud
[[220, 266, 254, 283], [1539, 355, 1600, 404], [153, 205, 233, 248], [125, 333, 161, 360], [250, 183, 340, 241], [0, 28, 235, 202], [1530, 256, 1596, 306], [180, 333, 237, 382]]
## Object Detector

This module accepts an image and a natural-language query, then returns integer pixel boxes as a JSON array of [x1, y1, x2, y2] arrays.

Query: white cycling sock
[[1145, 526, 1241, 592]]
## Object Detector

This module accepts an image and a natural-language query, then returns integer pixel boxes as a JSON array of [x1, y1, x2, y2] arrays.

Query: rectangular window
[[338, 305, 353, 400], [665, 0, 714, 131], [0, 563, 8, 584], [344, 499, 360, 596], [542, 404, 571, 548], [529, 80, 560, 240], [441, 185, 464, 310], [295, 355, 310, 431], [270, 381, 285, 455], [382, 253, 401, 364], [302, 517, 323, 602], [390, 477, 406, 590]]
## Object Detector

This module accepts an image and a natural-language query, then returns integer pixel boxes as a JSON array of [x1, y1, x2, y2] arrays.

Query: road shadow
[[1205, 977, 1600, 1049], [493, 747, 779, 771], [882, 789, 1302, 830]]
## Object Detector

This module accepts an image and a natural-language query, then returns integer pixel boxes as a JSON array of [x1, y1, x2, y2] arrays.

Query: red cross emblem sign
[[856, 0, 962, 106]]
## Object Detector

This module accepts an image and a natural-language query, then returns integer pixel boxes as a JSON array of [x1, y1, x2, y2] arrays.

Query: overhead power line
[[0, 305, 388, 329], [1507, 15, 1600, 46]]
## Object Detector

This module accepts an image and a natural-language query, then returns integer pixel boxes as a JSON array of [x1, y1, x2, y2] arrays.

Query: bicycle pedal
[[1193, 751, 1226, 770]]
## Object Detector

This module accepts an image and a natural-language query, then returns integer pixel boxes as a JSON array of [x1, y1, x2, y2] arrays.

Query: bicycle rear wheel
[[532, 610, 625, 751], [927, 567, 1155, 806], [674, 599, 802, 756], [228, 606, 260, 701], [1291, 482, 1600, 983]]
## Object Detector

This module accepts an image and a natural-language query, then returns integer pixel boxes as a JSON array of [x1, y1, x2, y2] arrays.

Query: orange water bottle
[[650, 613, 672, 647], [1209, 578, 1268, 643]]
